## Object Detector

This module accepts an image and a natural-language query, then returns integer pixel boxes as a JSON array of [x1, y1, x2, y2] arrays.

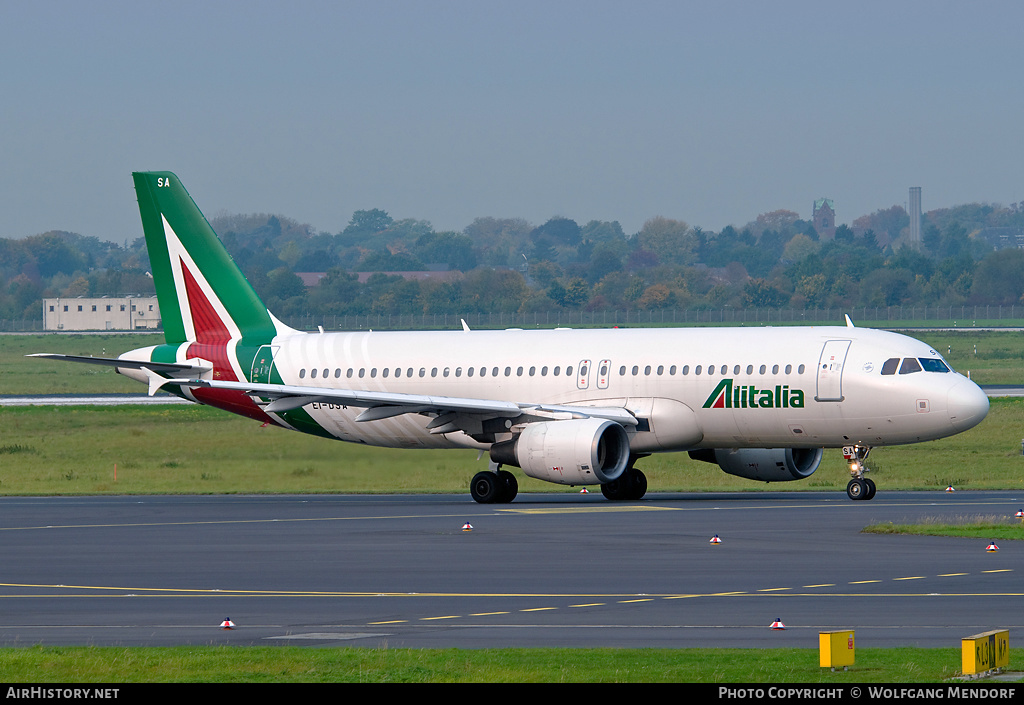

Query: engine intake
[[689, 447, 822, 482], [490, 418, 630, 485]]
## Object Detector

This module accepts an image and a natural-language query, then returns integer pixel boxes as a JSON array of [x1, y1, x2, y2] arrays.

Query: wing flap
[[148, 376, 637, 429]]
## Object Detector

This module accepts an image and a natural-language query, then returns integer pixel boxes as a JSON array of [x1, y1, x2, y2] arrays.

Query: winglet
[[845, 314, 855, 328], [461, 319, 471, 332]]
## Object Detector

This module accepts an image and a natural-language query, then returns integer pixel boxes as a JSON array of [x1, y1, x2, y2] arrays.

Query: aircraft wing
[[149, 373, 639, 430]]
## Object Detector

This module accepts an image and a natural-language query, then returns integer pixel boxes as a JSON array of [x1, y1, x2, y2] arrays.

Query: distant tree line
[[4, 199, 1024, 322]]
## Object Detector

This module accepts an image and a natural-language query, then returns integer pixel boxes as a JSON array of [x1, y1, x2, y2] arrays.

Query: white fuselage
[[131, 325, 986, 454]]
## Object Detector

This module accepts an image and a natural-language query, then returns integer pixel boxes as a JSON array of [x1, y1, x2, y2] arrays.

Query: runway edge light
[[770, 618, 786, 630], [819, 630, 855, 671], [986, 541, 999, 552], [220, 618, 235, 629], [462, 522, 473, 532], [710, 534, 722, 544]]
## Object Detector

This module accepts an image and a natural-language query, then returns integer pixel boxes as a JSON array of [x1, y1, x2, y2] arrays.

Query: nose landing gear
[[843, 445, 876, 501]]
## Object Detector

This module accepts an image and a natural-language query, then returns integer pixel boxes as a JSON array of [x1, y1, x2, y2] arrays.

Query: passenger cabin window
[[881, 358, 900, 375], [899, 358, 923, 374]]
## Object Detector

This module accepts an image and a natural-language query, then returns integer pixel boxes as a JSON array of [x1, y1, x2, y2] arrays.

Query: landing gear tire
[[601, 468, 647, 501], [846, 478, 876, 501], [497, 469, 518, 503], [627, 468, 647, 500], [846, 478, 864, 500], [863, 477, 876, 500], [471, 470, 518, 504], [471, 471, 500, 504]]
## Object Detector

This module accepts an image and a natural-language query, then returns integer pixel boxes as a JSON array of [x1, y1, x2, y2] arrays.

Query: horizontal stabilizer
[[27, 353, 212, 375]]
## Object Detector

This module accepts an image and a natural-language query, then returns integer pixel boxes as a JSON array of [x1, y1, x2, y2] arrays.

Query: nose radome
[[947, 379, 989, 432]]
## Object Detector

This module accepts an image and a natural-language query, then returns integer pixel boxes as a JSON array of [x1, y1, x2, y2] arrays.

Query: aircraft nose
[[947, 378, 989, 432]]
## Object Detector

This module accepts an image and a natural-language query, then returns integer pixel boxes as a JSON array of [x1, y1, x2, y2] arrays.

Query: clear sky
[[2, 0, 1022, 243]]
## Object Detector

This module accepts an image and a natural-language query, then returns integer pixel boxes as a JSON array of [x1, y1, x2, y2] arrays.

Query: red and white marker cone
[[710, 535, 722, 544], [945, 485, 955, 493], [220, 618, 235, 629], [461, 522, 473, 532], [770, 618, 786, 630], [1015, 509, 1023, 518], [579, 487, 589, 494], [986, 541, 999, 552]]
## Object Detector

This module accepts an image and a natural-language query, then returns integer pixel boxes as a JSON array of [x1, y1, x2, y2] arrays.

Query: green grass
[[2, 333, 162, 394], [1, 398, 1023, 495], [863, 515, 1024, 541], [0, 645, 1016, 682]]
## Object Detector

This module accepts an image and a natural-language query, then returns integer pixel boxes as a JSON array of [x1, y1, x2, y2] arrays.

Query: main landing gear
[[844, 445, 876, 501], [470, 466, 518, 504], [601, 457, 648, 501]]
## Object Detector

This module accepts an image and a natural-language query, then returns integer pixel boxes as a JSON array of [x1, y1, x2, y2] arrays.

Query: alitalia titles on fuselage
[[702, 378, 805, 410]]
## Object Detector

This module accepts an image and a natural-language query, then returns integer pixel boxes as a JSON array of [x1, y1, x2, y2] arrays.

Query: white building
[[43, 297, 161, 331]]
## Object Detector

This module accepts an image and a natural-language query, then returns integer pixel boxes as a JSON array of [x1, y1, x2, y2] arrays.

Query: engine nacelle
[[489, 418, 630, 485], [689, 447, 823, 482]]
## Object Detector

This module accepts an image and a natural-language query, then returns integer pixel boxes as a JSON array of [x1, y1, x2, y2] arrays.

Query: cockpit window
[[881, 358, 900, 375], [919, 358, 950, 373], [899, 358, 922, 374]]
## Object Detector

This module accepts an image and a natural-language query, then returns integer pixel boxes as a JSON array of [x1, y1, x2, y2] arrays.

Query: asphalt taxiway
[[0, 491, 1020, 648]]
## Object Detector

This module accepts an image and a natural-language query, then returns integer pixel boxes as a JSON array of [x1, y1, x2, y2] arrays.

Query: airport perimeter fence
[[0, 319, 44, 332], [279, 304, 1024, 331], [6, 304, 1024, 333]]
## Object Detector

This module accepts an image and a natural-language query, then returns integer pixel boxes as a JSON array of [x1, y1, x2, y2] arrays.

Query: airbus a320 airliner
[[32, 172, 990, 503]]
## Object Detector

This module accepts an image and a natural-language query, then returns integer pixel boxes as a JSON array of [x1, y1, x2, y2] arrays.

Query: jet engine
[[688, 447, 822, 482], [489, 418, 630, 485]]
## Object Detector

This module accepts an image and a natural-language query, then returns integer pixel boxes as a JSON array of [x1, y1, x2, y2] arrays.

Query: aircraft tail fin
[[133, 172, 296, 345]]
